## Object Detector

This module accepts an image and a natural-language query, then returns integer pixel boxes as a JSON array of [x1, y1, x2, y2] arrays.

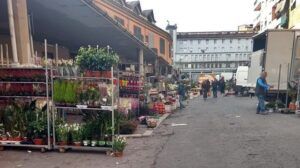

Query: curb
[[120, 113, 171, 138]]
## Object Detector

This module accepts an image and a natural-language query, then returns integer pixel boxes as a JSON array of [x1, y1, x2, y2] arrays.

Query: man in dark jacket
[[219, 77, 225, 95], [255, 72, 272, 114], [178, 81, 186, 109], [212, 79, 218, 98]]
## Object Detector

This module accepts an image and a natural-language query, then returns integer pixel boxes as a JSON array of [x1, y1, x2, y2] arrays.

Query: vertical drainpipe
[[7, 0, 19, 65]]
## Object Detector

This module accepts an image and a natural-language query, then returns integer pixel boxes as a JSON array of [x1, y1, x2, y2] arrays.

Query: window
[[149, 33, 154, 48], [198, 40, 201, 44], [214, 39, 217, 44], [160, 38, 166, 54], [230, 39, 233, 43], [114, 16, 125, 26], [206, 39, 209, 44], [222, 39, 225, 43], [134, 25, 143, 41]]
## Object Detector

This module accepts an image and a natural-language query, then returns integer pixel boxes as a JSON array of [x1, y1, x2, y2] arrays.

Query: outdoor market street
[[1, 96, 300, 168]]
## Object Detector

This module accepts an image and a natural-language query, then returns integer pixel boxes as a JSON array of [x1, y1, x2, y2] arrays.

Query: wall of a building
[[254, 0, 285, 32], [289, 0, 300, 28], [93, 0, 172, 65], [175, 34, 253, 74]]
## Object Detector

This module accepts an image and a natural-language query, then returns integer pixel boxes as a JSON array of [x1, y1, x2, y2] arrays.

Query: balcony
[[254, 0, 261, 11]]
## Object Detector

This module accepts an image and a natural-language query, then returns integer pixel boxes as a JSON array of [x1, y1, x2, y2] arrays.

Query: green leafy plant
[[56, 123, 69, 143], [76, 47, 119, 71], [113, 136, 127, 152], [70, 123, 82, 142]]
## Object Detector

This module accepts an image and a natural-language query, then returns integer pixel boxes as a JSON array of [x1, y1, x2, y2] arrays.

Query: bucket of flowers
[[113, 136, 127, 157]]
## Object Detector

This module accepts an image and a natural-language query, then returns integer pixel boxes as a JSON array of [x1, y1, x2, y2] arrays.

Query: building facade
[[254, 0, 300, 32], [175, 31, 255, 79], [289, 0, 300, 28], [94, 0, 173, 66]]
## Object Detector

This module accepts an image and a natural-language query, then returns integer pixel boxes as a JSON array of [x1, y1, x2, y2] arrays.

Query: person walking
[[202, 80, 210, 100], [255, 72, 272, 115], [178, 81, 186, 109], [219, 77, 225, 95], [212, 79, 218, 98]]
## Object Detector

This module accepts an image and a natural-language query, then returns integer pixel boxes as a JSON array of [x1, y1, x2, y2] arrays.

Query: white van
[[235, 66, 249, 95]]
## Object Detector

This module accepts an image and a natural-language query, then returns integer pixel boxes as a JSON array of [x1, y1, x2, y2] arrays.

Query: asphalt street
[[1, 96, 300, 168]]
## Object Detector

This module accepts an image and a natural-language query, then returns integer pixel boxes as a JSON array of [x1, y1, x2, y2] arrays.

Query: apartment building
[[175, 31, 255, 79], [254, 0, 300, 32], [290, 0, 300, 28]]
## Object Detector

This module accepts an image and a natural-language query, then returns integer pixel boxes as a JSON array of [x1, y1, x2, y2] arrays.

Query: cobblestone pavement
[[1, 96, 300, 168]]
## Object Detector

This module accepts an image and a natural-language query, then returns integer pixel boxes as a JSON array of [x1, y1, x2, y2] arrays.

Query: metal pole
[[277, 64, 282, 101], [45, 39, 51, 149], [5, 44, 9, 67], [111, 66, 115, 149], [285, 64, 290, 108], [0, 44, 3, 66], [55, 44, 58, 67], [7, 0, 19, 65]]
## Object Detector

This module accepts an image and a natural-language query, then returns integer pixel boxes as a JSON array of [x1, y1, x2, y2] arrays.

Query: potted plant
[[82, 123, 92, 146], [30, 119, 46, 145], [76, 47, 119, 77], [113, 136, 127, 157], [70, 123, 82, 146], [56, 123, 69, 146]]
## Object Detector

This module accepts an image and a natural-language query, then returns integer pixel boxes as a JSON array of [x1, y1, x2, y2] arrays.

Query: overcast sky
[[138, 0, 254, 32]]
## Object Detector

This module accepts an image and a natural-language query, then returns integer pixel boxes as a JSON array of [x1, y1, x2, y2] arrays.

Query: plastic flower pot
[[33, 138, 44, 145], [91, 140, 97, 147], [98, 140, 106, 147], [73, 142, 82, 146], [83, 140, 90, 146]]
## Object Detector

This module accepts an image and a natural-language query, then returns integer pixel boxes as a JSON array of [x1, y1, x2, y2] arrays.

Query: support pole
[[277, 64, 282, 101], [5, 44, 9, 67], [0, 44, 3, 66], [139, 49, 144, 79], [45, 39, 51, 149], [7, 0, 19, 65], [55, 44, 58, 67], [285, 63, 290, 108]]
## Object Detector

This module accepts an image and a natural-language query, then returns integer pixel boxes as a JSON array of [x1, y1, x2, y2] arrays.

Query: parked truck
[[248, 29, 300, 102]]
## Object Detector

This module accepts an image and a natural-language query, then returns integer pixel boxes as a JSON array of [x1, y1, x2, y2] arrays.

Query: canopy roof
[[27, 0, 157, 63]]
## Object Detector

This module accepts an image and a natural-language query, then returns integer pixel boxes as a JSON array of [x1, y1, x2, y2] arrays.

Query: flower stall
[[51, 47, 121, 153]]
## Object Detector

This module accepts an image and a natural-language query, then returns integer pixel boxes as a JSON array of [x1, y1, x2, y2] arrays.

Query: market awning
[[27, 0, 157, 63]]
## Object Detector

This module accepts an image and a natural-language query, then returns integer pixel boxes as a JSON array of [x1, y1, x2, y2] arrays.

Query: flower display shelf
[[51, 67, 117, 153], [0, 66, 52, 153]]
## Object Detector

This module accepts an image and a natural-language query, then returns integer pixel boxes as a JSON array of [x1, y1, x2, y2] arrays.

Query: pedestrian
[[202, 80, 210, 100], [178, 81, 186, 109], [219, 77, 225, 95], [212, 79, 218, 98], [255, 72, 272, 115]]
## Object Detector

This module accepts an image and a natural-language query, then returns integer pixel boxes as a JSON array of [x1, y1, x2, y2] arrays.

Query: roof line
[[81, 0, 158, 57]]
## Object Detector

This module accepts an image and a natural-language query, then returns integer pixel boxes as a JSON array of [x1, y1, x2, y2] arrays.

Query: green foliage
[[113, 136, 127, 152], [76, 47, 119, 71]]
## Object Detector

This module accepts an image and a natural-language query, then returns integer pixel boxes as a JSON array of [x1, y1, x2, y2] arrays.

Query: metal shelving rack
[[0, 69, 52, 152], [51, 67, 117, 153], [118, 63, 145, 117]]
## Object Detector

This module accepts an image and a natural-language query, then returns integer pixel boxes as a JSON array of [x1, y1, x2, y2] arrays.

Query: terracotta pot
[[14, 137, 22, 141], [33, 138, 44, 145], [114, 151, 123, 157], [73, 142, 82, 146], [57, 141, 67, 146], [289, 102, 296, 111]]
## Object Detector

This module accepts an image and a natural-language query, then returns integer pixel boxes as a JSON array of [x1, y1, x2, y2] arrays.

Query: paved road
[[1, 96, 300, 168], [155, 96, 300, 168]]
